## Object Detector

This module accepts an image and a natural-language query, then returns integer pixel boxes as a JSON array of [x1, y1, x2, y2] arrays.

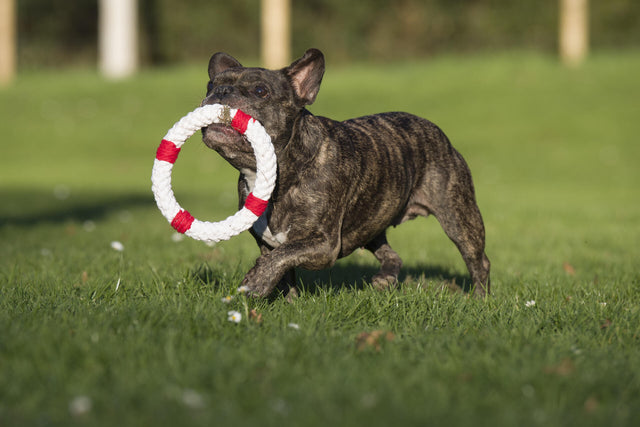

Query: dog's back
[[305, 113, 467, 252]]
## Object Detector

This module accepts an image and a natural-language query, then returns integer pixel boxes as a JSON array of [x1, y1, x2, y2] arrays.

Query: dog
[[201, 48, 490, 298]]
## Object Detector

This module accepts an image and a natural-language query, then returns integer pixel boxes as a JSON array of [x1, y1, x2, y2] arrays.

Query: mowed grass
[[1, 52, 639, 426]]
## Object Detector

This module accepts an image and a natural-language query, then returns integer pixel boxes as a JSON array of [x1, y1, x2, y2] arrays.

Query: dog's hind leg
[[431, 189, 490, 297], [365, 232, 403, 290], [276, 268, 299, 301]]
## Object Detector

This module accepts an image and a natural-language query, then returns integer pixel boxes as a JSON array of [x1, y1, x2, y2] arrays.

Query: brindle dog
[[201, 48, 490, 298]]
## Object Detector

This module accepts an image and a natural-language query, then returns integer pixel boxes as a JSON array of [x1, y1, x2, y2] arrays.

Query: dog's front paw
[[241, 266, 277, 298]]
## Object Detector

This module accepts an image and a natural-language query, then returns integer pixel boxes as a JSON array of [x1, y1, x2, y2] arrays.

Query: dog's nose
[[214, 85, 234, 99]]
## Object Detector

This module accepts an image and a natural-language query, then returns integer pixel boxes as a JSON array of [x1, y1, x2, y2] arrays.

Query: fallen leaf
[[600, 319, 612, 330], [563, 262, 576, 276], [457, 372, 473, 383], [544, 358, 575, 376], [356, 330, 395, 352], [65, 224, 77, 236], [249, 309, 263, 324], [584, 396, 599, 413]]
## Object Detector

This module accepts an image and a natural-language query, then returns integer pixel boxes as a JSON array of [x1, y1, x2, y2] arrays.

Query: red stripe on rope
[[244, 192, 269, 216], [171, 209, 195, 233], [156, 139, 181, 164], [231, 109, 252, 134]]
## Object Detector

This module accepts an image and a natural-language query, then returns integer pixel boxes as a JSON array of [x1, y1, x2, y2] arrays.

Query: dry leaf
[[356, 330, 395, 352], [249, 309, 263, 324], [65, 224, 77, 236], [457, 372, 473, 383], [544, 358, 575, 376], [600, 319, 612, 330], [584, 396, 599, 413], [563, 262, 576, 276]]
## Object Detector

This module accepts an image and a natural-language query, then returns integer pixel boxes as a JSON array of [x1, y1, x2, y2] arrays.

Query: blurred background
[[1, 0, 638, 282], [2, 0, 640, 77]]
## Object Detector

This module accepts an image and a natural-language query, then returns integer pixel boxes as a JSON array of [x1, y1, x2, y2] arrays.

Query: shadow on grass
[[190, 260, 472, 295], [0, 188, 154, 227], [297, 262, 472, 293]]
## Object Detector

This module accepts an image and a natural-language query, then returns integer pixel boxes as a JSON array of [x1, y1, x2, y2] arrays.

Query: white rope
[[151, 104, 277, 243]]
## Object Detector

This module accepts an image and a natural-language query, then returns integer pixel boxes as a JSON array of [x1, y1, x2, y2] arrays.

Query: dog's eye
[[206, 81, 213, 93], [253, 85, 269, 98]]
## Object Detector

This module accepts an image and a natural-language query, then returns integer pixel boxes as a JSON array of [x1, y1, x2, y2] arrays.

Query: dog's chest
[[240, 169, 289, 247]]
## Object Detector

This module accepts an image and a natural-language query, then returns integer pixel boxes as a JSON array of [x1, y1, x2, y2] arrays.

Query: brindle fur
[[201, 49, 490, 298]]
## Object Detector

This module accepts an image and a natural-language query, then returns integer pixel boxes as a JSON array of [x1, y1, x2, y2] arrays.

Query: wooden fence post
[[261, 0, 291, 69], [99, 0, 138, 79], [0, 0, 16, 86], [559, 0, 589, 67]]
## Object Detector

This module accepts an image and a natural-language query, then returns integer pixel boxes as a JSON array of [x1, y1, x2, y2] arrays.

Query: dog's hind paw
[[371, 273, 398, 291]]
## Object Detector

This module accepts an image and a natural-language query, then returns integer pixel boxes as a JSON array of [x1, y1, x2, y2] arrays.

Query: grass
[[1, 51, 639, 426]]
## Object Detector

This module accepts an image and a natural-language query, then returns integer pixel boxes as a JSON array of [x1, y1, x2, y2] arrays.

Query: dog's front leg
[[242, 235, 339, 298], [256, 242, 298, 300]]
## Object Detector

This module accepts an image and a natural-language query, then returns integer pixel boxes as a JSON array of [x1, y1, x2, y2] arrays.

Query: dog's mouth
[[202, 123, 251, 151]]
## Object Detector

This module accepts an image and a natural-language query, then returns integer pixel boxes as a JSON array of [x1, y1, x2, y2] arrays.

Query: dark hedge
[[15, 0, 640, 68]]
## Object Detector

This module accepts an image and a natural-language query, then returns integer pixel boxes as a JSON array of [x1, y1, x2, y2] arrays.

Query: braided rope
[[151, 104, 277, 243]]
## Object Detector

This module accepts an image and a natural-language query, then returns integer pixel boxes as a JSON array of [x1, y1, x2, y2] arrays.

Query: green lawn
[[1, 51, 639, 426]]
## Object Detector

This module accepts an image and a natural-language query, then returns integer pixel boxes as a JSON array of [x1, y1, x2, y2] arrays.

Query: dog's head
[[201, 48, 325, 171]]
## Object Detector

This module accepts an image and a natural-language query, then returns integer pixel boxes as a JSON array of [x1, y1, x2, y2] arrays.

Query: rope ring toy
[[151, 104, 277, 243]]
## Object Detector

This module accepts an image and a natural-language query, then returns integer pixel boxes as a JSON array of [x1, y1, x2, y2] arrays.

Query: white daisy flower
[[182, 389, 205, 409], [525, 300, 536, 308], [110, 241, 124, 252], [221, 295, 234, 304], [53, 184, 71, 200], [237, 285, 249, 294], [118, 210, 132, 223], [227, 310, 242, 323], [287, 323, 300, 330], [68, 395, 92, 417]]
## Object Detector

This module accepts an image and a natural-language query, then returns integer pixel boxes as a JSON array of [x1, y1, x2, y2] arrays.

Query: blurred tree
[[139, 0, 167, 64], [18, 0, 97, 68], [13, 0, 640, 70]]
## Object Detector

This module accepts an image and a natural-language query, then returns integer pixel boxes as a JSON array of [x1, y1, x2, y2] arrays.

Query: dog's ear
[[285, 49, 325, 105], [208, 53, 243, 79]]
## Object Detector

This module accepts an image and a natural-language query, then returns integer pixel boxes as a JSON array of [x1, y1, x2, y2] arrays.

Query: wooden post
[[261, 0, 291, 69], [0, 0, 16, 86], [99, 0, 138, 79], [559, 0, 589, 67]]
